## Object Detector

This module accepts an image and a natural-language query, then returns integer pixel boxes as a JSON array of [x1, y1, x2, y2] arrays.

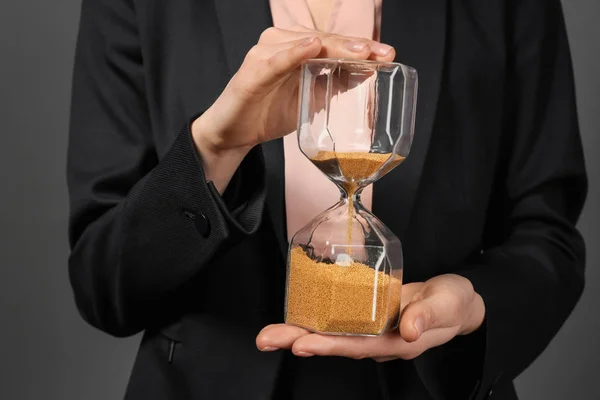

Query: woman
[[67, 0, 587, 399]]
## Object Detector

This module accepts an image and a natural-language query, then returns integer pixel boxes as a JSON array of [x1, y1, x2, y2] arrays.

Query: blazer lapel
[[213, 0, 288, 257], [373, 0, 447, 244], [374, 2, 447, 400]]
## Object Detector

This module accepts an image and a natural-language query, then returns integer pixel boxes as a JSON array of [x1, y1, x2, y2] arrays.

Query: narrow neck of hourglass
[[339, 183, 365, 204]]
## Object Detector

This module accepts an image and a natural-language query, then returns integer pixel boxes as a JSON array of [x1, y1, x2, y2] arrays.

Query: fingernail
[[371, 42, 393, 56], [295, 351, 314, 357], [414, 317, 424, 337], [301, 36, 316, 46], [260, 346, 279, 352], [346, 41, 368, 52]]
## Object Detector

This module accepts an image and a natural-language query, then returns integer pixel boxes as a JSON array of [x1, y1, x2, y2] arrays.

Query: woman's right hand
[[191, 26, 395, 192]]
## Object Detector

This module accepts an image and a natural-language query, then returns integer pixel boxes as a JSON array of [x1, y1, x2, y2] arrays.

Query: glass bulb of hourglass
[[285, 58, 418, 336]]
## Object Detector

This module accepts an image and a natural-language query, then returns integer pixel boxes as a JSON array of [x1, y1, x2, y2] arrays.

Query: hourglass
[[284, 59, 418, 336]]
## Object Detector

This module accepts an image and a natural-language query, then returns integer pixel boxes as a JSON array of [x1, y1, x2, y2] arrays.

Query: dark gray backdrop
[[0, 1, 597, 399]]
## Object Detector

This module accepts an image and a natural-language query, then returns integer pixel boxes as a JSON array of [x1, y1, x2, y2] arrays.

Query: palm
[[210, 70, 301, 150], [255, 276, 484, 362]]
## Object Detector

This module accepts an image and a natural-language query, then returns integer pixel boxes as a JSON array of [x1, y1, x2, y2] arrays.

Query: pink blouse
[[269, 0, 384, 240]]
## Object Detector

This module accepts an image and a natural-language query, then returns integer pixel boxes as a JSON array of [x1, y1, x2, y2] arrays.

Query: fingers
[[256, 325, 398, 359], [257, 27, 395, 62], [286, 327, 458, 361], [256, 323, 459, 361], [237, 27, 397, 95], [258, 27, 321, 45], [316, 37, 376, 60], [393, 326, 459, 359], [400, 288, 463, 342], [245, 36, 319, 60], [291, 333, 397, 359], [256, 324, 311, 351], [400, 282, 424, 313], [314, 35, 395, 61], [235, 37, 322, 95], [266, 37, 323, 80]]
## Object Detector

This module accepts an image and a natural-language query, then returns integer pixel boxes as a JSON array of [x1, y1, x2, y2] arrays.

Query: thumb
[[400, 292, 457, 342]]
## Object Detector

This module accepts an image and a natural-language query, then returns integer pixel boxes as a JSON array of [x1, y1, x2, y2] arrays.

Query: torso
[[125, 0, 514, 398]]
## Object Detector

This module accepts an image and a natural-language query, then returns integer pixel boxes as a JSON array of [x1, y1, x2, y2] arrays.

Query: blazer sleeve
[[417, 1, 588, 399], [67, 0, 265, 337]]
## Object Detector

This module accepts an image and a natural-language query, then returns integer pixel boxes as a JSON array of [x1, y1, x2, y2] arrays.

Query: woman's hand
[[256, 274, 485, 362], [191, 26, 395, 192], [194, 26, 395, 153]]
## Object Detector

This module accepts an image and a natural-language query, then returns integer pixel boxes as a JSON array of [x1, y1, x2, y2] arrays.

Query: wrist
[[191, 113, 253, 194], [191, 108, 254, 158]]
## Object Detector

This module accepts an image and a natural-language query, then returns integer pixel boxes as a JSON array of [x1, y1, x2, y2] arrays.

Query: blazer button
[[194, 213, 211, 237]]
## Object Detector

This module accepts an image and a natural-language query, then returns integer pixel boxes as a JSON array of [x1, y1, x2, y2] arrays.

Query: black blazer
[[67, 0, 587, 399]]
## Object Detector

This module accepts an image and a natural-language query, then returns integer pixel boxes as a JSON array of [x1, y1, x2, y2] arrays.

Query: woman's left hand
[[256, 274, 485, 362]]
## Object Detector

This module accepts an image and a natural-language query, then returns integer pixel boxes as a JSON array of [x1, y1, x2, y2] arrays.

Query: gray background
[[0, 0, 597, 399]]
